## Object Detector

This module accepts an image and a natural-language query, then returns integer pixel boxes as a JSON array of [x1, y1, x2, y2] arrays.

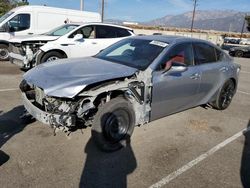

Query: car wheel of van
[[0, 44, 9, 61], [91, 97, 135, 152], [211, 79, 235, 110], [235, 50, 244, 57], [40, 51, 64, 63]]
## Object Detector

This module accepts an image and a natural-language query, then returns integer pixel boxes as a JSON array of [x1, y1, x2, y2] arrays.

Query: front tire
[[91, 97, 135, 152], [0, 44, 9, 61], [40, 51, 64, 63], [211, 79, 235, 110]]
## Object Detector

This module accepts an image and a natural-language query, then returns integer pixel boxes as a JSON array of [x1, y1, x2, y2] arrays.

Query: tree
[[0, 0, 29, 16], [0, 0, 11, 16]]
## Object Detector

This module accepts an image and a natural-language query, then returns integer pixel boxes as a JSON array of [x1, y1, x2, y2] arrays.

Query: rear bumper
[[22, 92, 75, 127]]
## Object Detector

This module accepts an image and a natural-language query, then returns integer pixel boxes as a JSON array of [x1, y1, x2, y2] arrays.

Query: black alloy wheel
[[218, 80, 235, 109]]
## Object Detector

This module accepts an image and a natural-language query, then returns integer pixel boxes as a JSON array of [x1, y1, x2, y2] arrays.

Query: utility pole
[[191, 0, 197, 32], [80, 0, 84, 11], [240, 14, 247, 39], [101, 0, 105, 22]]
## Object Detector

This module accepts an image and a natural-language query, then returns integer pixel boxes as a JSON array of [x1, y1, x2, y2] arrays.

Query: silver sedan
[[20, 35, 241, 151]]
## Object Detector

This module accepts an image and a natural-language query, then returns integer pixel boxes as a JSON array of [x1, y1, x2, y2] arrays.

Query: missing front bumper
[[22, 93, 76, 127]]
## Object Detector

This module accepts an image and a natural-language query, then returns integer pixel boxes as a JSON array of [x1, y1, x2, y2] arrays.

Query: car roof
[[131, 35, 209, 45], [78, 22, 133, 31]]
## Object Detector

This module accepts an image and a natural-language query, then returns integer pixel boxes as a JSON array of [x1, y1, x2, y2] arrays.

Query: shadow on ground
[[240, 120, 250, 188], [79, 131, 137, 188], [0, 105, 34, 166]]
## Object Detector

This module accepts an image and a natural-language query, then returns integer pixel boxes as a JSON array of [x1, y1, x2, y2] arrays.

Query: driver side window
[[159, 43, 194, 71], [69, 26, 95, 39], [7, 14, 30, 32]]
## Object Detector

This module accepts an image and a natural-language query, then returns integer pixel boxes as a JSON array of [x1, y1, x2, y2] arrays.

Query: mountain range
[[146, 10, 249, 32], [107, 10, 250, 32]]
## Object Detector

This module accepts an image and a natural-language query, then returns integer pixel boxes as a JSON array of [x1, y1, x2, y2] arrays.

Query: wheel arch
[[0, 40, 9, 46], [209, 77, 237, 105], [42, 49, 68, 59], [93, 90, 126, 107], [229, 77, 237, 93]]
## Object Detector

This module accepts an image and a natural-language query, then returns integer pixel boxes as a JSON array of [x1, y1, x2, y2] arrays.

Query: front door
[[151, 43, 201, 121], [69, 25, 100, 57]]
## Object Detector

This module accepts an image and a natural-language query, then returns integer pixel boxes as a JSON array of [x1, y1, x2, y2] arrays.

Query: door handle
[[92, 42, 97, 44], [219, 67, 228, 72], [190, 73, 200, 80], [28, 32, 33, 35]]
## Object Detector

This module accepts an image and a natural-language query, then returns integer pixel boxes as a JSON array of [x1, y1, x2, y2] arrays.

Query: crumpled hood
[[9, 35, 59, 43], [23, 57, 138, 98]]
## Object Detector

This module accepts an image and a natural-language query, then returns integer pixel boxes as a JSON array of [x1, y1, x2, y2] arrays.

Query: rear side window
[[96, 25, 116, 38], [7, 14, 30, 32], [116, 28, 132, 37], [96, 25, 131, 38], [193, 43, 217, 64]]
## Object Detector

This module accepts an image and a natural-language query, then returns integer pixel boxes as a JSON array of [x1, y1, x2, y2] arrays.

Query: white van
[[0, 5, 101, 60]]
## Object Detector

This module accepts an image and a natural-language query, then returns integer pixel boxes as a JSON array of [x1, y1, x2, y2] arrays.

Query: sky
[[28, 0, 250, 22]]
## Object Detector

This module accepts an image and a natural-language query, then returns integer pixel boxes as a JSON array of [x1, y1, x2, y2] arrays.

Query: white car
[[36, 23, 135, 64], [0, 5, 101, 61], [239, 38, 250, 45], [9, 23, 80, 68]]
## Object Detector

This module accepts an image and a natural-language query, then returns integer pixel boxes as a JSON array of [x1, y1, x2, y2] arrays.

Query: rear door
[[95, 25, 132, 51], [193, 42, 229, 103]]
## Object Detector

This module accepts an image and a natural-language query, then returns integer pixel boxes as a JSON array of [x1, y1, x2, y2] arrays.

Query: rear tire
[[211, 79, 235, 110], [235, 50, 244, 57], [91, 97, 135, 152], [40, 51, 64, 63], [0, 44, 9, 61]]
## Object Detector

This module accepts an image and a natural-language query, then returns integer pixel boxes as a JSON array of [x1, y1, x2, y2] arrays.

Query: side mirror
[[73, 34, 83, 41], [162, 61, 187, 74], [171, 62, 187, 72], [171, 65, 188, 72]]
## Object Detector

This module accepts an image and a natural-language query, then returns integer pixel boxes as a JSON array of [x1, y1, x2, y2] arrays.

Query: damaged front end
[[20, 80, 78, 130], [20, 69, 152, 133], [9, 41, 47, 69]]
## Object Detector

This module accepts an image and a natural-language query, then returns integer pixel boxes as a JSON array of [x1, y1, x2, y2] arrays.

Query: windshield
[[96, 38, 168, 70], [0, 11, 14, 24], [45, 24, 79, 36]]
